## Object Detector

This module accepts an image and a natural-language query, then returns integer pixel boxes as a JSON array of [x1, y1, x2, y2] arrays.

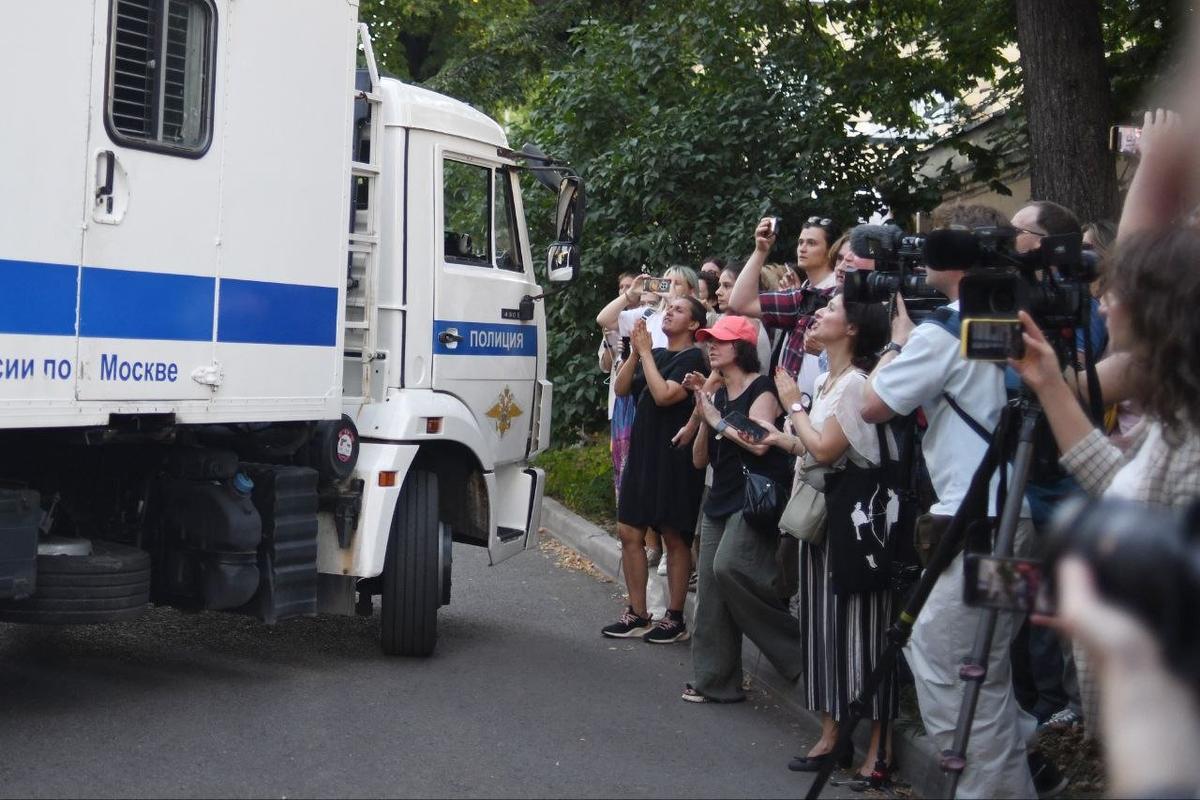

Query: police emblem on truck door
[[486, 387, 523, 437]]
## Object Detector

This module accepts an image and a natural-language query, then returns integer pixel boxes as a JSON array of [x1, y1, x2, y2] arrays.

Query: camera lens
[[990, 286, 1018, 314]]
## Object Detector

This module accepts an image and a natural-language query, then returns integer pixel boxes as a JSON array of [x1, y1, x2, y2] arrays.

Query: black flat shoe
[[787, 750, 853, 772]]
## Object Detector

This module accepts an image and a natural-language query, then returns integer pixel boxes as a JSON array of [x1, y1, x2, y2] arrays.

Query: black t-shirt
[[703, 374, 791, 520]]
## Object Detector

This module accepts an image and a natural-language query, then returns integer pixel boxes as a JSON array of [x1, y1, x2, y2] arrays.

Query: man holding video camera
[[860, 204, 1049, 798]]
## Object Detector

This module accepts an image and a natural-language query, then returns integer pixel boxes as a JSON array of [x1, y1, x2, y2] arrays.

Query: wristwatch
[[789, 402, 805, 414], [879, 341, 903, 357]]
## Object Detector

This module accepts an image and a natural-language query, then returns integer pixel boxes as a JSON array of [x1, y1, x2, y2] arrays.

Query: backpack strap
[[927, 305, 961, 338], [942, 391, 993, 444], [924, 305, 997, 444]]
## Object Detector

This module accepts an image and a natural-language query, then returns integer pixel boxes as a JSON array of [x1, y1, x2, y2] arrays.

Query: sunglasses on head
[[806, 216, 834, 228]]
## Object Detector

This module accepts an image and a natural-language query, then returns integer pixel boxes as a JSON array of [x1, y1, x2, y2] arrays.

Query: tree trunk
[[1015, 0, 1119, 223]]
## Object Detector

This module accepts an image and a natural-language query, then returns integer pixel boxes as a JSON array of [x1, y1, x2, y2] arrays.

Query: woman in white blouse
[[760, 294, 893, 780]]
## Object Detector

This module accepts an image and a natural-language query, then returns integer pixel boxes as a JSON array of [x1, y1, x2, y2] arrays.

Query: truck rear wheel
[[380, 470, 440, 656], [0, 541, 150, 625]]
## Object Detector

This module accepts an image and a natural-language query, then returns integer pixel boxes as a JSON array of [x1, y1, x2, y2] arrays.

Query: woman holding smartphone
[[677, 315, 800, 703]]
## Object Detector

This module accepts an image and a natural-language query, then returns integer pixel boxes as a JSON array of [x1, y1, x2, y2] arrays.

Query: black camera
[[924, 226, 1099, 363], [842, 225, 947, 320], [1047, 497, 1200, 693]]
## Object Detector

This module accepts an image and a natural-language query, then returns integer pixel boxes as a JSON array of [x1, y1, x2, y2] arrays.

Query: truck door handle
[[438, 330, 463, 345], [95, 150, 115, 214]]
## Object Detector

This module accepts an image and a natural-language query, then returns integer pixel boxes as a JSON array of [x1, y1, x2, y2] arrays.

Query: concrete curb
[[541, 497, 947, 799]]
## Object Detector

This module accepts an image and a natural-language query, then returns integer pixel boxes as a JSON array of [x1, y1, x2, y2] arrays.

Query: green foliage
[[359, 0, 1183, 442], [533, 436, 615, 525]]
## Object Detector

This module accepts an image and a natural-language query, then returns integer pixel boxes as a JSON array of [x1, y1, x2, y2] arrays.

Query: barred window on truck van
[[106, 0, 216, 155]]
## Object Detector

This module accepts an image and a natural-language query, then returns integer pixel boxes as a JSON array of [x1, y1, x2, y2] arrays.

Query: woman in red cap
[[678, 314, 802, 702]]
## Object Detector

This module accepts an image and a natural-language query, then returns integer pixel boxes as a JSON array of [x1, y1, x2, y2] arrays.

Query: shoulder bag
[[779, 454, 830, 544]]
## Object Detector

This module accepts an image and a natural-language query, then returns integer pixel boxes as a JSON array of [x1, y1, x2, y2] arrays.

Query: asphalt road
[[0, 535, 856, 799]]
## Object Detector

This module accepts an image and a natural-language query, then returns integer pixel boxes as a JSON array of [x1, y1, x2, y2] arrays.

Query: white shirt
[[617, 306, 667, 348], [872, 301, 1024, 518]]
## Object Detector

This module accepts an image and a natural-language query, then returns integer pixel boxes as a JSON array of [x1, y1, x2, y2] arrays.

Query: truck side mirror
[[547, 242, 579, 283], [548, 175, 584, 283]]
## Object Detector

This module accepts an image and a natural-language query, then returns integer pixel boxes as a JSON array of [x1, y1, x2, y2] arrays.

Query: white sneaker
[[657, 554, 668, 576]]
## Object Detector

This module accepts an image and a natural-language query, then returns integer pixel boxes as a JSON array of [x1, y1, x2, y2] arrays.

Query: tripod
[[806, 393, 1041, 800]]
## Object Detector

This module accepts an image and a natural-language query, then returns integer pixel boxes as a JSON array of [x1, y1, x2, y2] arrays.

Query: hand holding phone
[[723, 410, 769, 443], [1109, 124, 1141, 157]]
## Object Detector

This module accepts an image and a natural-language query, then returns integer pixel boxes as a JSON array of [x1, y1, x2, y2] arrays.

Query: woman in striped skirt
[[761, 294, 896, 780]]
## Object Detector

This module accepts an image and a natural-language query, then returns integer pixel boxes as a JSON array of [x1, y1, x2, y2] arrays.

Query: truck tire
[[0, 541, 150, 625], [380, 470, 439, 657]]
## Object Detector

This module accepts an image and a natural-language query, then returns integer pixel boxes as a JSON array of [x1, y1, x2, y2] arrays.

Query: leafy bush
[[535, 435, 615, 528]]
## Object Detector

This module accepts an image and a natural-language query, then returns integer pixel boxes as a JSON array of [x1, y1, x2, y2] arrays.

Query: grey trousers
[[691, 512, 804, 702], [905, 519, 1038, 799]]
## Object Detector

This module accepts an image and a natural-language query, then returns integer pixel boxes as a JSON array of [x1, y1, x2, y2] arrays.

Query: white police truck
[[0, 0, 582, 656]]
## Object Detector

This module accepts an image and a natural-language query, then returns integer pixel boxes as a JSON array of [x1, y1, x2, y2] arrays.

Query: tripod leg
[[803, 406, 1013, 800], [943, 410, 1038, 797]]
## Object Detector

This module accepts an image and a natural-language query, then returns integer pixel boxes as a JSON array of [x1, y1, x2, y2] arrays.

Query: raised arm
[[613, 344, 639, 397], [596, 273, 650, 330], [1117, 109, 1186, 242], [862, 296, 914, 424], [631, 319, 688, 406], [1064, 351, 1135, 407], [1011, 312, 1123, 495], [728, 218, 776, 318]]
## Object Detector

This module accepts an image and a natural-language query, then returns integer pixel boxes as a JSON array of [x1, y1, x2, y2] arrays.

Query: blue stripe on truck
[[81, 266, 215, 342], [217, 278, 339, 347], [0, 259, 78, 336], [0, 258, 338, 347]]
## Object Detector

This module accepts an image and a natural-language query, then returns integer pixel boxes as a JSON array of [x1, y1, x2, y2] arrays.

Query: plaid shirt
[[1060, 421, 1200, 506], [758, 276, 837, 378]]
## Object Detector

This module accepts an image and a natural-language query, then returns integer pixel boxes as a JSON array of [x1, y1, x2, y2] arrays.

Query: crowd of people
[[588, 104, 1200, 798]]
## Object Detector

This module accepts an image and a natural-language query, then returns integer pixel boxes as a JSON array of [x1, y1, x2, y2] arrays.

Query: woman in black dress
[[602, 296, 708, 643]]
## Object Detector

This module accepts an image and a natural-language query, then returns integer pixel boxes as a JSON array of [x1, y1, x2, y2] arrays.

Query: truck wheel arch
[[412, 441, 489, 549]]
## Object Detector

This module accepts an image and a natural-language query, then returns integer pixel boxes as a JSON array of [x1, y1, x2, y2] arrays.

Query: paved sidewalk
[[542, 498, 946, 799]]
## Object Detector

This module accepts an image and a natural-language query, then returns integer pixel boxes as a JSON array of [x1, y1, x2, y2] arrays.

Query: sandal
[[681, 683, 744, 704]]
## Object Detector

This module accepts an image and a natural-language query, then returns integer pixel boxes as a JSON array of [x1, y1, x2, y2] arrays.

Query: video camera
[[1047, 497, 1200, 694], [924, 226, 1099, 364], [841, 225, 947, 321]]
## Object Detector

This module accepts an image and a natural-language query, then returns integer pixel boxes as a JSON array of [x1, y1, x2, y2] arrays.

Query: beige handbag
[[779, 455, 831, 544]]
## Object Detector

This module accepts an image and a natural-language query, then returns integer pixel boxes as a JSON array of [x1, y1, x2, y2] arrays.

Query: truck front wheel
[[380, 469, 440, 656]]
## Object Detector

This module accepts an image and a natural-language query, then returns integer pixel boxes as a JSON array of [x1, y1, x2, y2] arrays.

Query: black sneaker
[[601, 607, 654, 638], [643, 614, 689, 644], [1028, 750, 1068, 798]]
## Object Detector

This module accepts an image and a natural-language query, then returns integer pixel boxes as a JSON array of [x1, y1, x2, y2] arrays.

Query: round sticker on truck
[[336, 429, 355, 463]]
